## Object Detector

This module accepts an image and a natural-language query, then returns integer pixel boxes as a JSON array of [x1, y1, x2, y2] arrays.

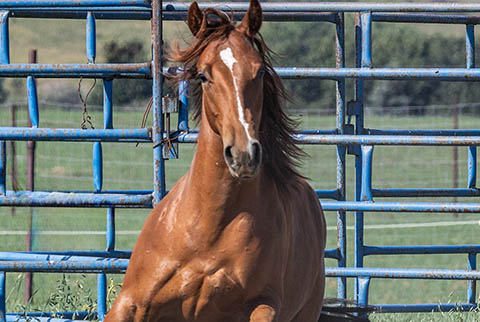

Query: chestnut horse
[[105, 0, 326, 321]]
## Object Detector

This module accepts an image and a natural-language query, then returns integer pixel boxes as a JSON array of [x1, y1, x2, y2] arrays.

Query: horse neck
[[185, 105, 262, 219]]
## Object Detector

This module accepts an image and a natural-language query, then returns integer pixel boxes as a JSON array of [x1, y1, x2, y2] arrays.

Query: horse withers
[[105, 1, 327, 321]]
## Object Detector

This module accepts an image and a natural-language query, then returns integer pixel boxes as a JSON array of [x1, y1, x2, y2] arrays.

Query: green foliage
[[261, 20, 480, 115], [91, 39, 151, 106]]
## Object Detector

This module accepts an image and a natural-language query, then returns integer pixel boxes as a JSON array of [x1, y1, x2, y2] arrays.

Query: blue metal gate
[[1, 1, 480, 321]]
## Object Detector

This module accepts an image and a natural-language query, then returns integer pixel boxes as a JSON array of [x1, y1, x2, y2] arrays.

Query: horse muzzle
[[224, 140, 262, 179]]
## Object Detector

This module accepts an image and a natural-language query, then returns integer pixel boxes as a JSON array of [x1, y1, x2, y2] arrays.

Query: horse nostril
[[224, 145, 234, 164], [250, 142, 262, 166]]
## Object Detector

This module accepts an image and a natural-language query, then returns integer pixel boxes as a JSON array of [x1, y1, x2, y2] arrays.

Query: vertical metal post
[[335, 12, 347, 300], [93, 143, 103, 192], [468, 147, 476, 188], [0, 271, 5, 322], [467, 253, 477, 304], [354, 11, 371, 302], [358, 276, 371, 319], [10, 105, 18, 216], [25, 49, 38, 304], [178, 80, 189, 131], [360, 145, 373, 202], [151, 0, 166, 204], [0, 11, 9, 64], [466, 24, 477, 189], [0, 141, 5, 196], [86, 12, 96, 64]]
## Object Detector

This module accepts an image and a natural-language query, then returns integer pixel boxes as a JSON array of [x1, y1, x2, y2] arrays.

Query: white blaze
[[219, 47, 253, 142]]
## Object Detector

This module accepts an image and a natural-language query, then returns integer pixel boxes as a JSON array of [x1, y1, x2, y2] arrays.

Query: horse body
[[105, 1, 326, 321]]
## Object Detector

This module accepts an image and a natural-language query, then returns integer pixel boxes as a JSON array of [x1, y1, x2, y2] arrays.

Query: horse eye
[[198, 73, 208, 83]]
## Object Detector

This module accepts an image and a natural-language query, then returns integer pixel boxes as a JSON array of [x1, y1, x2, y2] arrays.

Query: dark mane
[[169, 8, 307, 188]]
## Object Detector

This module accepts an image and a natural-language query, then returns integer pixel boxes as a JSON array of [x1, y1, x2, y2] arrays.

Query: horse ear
[[239, 0, 262, 37], [187, 1, 204, 36]]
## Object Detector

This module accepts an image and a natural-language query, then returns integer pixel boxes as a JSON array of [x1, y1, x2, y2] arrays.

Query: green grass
[[1, 107, 480, 321]]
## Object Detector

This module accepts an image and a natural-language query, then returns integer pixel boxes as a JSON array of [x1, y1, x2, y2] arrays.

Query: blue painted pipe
[[324, 248, 341, 260], [321, 201, 480, 213], [364, 245, 480, 256], [106, 208, 115, 251], [178, 132, 480, 145], [152, 0, 165, 205], [163, 2, 480, 13], [0, 11, 9, 64], [0, 63, 150, 78], [86, 11, 96, 63], [178, 81, 189, 131], [5, 10, 339, 22], [373, 13, 480, 25], [93, 143, 103, 192], [325, 267, 480, 280], [0, 1, 150, 8], [103, 80, 113, 129], [6, 316, 93, 322], [0, 251, 129, 262], [27, 76, 39, 127], [0, 260, 129, 273], [360, 12, 372, 69], [97, 273, 106, 321], [468, 147, 477, 188], [467, 253, 477, 304], [335, 12, 347, 300], [367, 128, 480, 136], [275, 67, 480, 80], [0, 127, 151, 142], [360, 145, 373, 201], [0, 191, 152, 207], [372, 303, 478, 313], [0, 271, 5, 322], [372, 188, 480, 198], [0, 142, 5, 195], [315, 189, 339, 200], [357, 276, 371, 310]]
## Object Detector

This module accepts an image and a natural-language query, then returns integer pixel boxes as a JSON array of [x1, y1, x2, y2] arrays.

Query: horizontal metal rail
[[3, 193, 480, 213], [0, 191, 152, 207], [0, 63, 150, 78], [0, 260, 129, 273], [4, 2, 480, 13], [325, 267, 480, 280], [367, 128, 480, 136], [373, 188, 480, 198], [3, 65, 480, 81], [3, 262, 480, 280], [164, 2, 480, 13], [321, 201, 480, 213], [7, 10, 338, 22], [178, 133, 480, 146], [6, 317, 90, 322], [276, 67, 480, 80], [374, 303, 478, 313], [373, 13, 480, 24], [0, 1, 150, 8], [0, 251, 131, 260], [0, 127, 151, 142], [364, 245, 480, 256]]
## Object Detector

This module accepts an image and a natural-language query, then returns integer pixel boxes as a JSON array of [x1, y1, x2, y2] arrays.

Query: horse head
[[187, 0, 264, 179]]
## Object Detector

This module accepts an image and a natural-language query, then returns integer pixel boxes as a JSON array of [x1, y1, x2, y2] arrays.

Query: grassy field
[[1, 10, 480, 322], [1, 106, 480, 321]]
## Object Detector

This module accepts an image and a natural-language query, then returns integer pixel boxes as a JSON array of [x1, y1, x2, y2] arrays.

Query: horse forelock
[[168, 9, 306, 190]]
